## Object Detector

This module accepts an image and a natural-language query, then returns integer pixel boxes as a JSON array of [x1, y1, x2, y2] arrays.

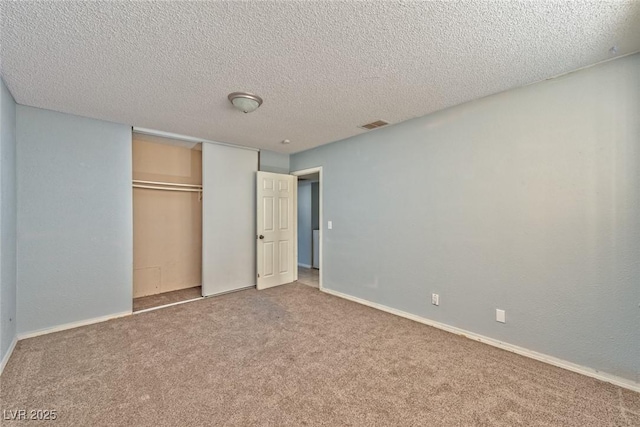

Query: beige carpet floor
[[133, 286, 202, 312], [297, 267, 319, 288], [1, 283, 638, 426]]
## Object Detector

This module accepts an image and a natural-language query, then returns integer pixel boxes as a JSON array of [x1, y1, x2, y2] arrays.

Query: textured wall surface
[[2, 2, 639, 153], [298, 181, 312, 267], [291, 54, 640, 383], [260, 150, 290, 174], [17, 106, 133, 335], [0, 78, 17, 364]]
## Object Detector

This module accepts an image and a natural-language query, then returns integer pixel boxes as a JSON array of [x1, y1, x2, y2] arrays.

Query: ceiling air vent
[[359, 120, 389, 130]]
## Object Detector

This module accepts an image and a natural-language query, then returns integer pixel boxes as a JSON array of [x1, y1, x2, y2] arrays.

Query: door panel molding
[[257, 171, 296, 290]]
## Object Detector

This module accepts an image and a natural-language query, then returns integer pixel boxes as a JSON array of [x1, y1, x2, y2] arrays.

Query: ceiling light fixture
[[281, 139, 290, 145], [228, 92, 263, 113]]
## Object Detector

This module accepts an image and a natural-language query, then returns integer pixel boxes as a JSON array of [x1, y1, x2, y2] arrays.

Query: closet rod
[[133, 184, 202, 193], [133, 179, 202, 189]]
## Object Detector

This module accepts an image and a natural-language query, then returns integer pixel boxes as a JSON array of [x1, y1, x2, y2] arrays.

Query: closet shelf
[[133, 179, 202, 189], [133, 180, 202, 195], [133, 184, 201, 193]]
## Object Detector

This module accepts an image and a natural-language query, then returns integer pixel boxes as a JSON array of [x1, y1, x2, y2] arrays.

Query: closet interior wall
[[132, 134, 202, 298]]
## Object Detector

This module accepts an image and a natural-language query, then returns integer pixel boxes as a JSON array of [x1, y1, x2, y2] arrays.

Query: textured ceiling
[[2, 1, 639, 154]]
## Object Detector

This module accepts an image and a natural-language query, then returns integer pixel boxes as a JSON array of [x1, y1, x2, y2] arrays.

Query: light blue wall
[[260, 150, 289, 174], [0, 79, 17, 366], [291, 54, 640, 383], [17, 106, 133, 335], [297, 181, 312, 267]]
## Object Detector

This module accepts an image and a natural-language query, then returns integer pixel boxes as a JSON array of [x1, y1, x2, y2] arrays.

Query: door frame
[[291, 166, 323, 290]]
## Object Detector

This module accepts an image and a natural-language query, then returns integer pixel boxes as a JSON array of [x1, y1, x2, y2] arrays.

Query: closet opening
[[293, 169, 321, 289], [132, 131, 204, 312]]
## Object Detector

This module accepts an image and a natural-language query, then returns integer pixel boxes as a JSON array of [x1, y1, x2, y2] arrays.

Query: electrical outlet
[[496, 309, 506, 323], [327, 220, 333, 230], [431, 293, 439, 306]]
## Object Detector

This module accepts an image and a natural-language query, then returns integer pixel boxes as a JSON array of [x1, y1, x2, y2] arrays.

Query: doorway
[[292, 167, 323, 289], [132, 132, 204, 312]]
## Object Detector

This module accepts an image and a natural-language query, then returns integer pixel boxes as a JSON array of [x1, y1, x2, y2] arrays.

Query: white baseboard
[[298, 263, 312, 269], [135, 285, 257, 314], [17, 311, 132, 340], [202, 285, 255, 298], [134, 297, 204, 314], [15, 285, 256, 339], [0, 335, 18, 376], [321, 287, 640, 393]]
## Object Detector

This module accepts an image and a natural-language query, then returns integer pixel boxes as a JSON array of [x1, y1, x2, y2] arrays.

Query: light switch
[[431, 293, 439, 306], [328, 221, 333, 230]]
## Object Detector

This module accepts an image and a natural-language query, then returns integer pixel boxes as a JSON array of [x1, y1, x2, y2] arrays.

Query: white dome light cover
[[228, 92, 263, 113]]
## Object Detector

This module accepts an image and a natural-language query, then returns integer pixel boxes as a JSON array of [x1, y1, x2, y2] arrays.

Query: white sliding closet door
[[202, 142, 258, 296]]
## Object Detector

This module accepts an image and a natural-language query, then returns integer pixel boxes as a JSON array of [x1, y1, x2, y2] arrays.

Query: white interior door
[[257, 171, 296, 289]]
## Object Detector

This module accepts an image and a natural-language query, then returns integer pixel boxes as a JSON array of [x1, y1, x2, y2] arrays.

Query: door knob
[[259, 235, 265, 240]]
